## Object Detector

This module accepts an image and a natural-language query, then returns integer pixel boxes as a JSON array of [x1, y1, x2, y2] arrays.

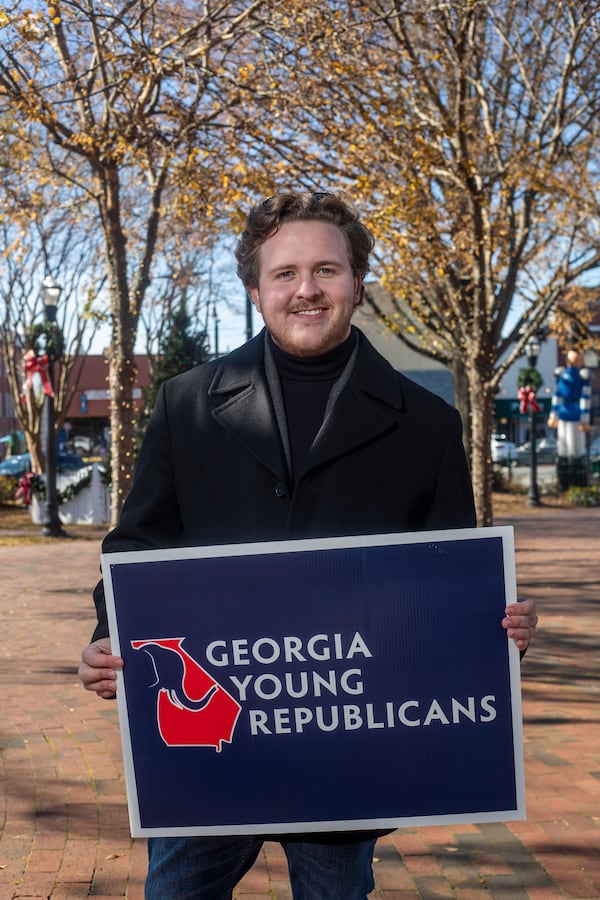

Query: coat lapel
[[209, 333, 288, 482], [208, 329, 405, 482], [302, 332, 405, 475]]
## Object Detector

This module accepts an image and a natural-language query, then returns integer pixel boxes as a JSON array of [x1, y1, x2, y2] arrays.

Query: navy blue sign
[[103, 527, 524, 837]]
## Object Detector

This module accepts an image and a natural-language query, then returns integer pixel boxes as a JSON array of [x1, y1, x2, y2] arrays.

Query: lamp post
[[41, 276, 66, 537], [211, 298, 220, 359], [245, 290, 254, 343], [525, 334, 542, 507]]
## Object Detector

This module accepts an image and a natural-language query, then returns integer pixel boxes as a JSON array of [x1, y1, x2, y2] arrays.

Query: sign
[[83, 388, 142, 401], [103, 527, 525, 837]]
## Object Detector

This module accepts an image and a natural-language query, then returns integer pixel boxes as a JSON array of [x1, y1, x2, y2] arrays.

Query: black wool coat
[[93, 327, 476, 639], [91, 327, 476, 844]]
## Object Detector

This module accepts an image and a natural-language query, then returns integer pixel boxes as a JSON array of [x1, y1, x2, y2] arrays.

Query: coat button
[[275, 483, 287, 499]]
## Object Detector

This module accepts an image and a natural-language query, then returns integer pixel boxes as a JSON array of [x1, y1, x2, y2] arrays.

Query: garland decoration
[[26, 322, 65, 363], [29, 467, 93, 505], [517, 366, 543, 415]]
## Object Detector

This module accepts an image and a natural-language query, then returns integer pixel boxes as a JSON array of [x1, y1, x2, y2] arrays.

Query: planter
[[30, 463, 110, 526]]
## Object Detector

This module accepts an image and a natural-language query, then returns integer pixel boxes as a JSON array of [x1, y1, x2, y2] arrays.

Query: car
[[515, 436, 558, 465], [491, 434, 517, 464], [0, 451, 85, 478]]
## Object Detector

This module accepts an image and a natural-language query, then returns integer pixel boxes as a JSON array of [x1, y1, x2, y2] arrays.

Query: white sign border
[[102, 525, 525, 837]]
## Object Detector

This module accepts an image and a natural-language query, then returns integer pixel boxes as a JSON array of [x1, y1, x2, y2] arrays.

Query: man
[[79, 191, 537, 899]]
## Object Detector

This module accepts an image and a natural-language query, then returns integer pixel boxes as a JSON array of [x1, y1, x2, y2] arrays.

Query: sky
[[89, 260, 257, 358], [90, 296, 254, 357]]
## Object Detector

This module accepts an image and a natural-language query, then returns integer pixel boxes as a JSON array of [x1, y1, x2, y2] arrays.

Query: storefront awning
[[495, 397, 551, 419]]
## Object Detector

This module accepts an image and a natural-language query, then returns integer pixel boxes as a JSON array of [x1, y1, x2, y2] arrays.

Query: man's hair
[[235, 191, 374, 293]]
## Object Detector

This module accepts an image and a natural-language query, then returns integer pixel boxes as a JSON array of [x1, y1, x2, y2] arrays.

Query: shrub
[[0, 476, 19, 506], [566, 485, 600, 507]]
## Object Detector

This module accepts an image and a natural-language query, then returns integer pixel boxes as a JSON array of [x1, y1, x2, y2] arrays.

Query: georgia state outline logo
[[131, 638, 242, 752]]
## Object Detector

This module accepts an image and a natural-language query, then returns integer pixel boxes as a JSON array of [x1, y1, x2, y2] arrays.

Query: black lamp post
[[525, 334, 541, 507], [245, 290, 254, 343], [211, 298, 220, 359], [41, 276, 66, 537]]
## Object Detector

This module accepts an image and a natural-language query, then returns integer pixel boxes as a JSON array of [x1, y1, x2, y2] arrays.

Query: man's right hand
[[78, 637, 124, 699]]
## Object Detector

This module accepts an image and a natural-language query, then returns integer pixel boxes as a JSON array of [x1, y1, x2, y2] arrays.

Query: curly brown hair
[[235, 191, 374, 296]]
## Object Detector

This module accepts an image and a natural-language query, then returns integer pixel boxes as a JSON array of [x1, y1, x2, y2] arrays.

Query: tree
[[0, 262, 101, 474], [141, 302, 210, 429], [261, 0, 600, 523], [0, 173, 103, 473], [552, 286, 600, 354], [0, 0, 281, 523]]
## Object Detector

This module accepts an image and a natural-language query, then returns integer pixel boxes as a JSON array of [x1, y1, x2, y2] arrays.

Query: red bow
[[23, 349, 54, 398], [15, 472, 35, 506], [518, 385, 541, 415]]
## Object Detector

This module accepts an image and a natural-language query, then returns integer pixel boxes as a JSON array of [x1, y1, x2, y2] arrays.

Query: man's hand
[[78, 637, 124, 699], [502, 598, 538, 652]]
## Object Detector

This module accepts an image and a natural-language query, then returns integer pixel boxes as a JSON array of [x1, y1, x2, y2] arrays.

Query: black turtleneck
[[268, 332, 355, 480]]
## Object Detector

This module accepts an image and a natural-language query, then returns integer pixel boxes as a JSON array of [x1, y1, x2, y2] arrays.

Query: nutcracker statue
[[547, 350, 592, 489]]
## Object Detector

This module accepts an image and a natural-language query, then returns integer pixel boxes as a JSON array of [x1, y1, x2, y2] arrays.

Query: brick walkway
[[1, 505, 599, 898]]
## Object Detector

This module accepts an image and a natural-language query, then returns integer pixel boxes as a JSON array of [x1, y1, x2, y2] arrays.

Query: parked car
[[491, 434, 517, 464], [515, 436, 558, 465], [0, 451, 85, 479]]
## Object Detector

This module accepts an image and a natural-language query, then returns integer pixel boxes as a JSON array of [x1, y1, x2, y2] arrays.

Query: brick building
[[0, 350, 19, 449], [0, 350, 150, 454]]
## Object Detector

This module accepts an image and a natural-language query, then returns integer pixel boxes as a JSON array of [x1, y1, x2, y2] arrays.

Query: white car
[[491, 434, 517, 464]]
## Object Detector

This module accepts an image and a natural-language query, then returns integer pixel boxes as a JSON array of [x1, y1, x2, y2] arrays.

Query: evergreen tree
[[140, 305, 210, 431]]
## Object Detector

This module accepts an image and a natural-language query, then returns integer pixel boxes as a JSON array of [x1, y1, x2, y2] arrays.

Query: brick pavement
[[1, 505, 599, 898]]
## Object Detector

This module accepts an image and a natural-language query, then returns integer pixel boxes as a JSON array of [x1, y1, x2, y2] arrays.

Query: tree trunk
[[450, 356, 471, 466], [24, 428, 44, 474], [468, 372, 496, 526], [99, 165, 140, 527], [108, 337, 137, 527]]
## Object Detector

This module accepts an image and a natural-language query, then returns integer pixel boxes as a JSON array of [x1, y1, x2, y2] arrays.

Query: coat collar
[[304, 328, 404, 475], [208, 328, 405, 480]]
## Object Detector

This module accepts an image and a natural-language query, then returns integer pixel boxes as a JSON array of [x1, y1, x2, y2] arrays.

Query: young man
[[79, 191, 537, 899]]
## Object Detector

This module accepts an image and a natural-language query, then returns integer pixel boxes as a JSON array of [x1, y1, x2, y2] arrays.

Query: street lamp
[[525, 334, 542, 507], [211, 298, 220, 359], [245, 290, 254, 343], [41, 275, 66, 537]]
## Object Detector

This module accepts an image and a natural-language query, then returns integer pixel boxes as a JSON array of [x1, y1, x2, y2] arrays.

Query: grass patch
[[0, 502, 107, 545]]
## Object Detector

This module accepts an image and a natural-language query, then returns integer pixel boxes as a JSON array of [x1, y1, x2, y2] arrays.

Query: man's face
[[567, 350, 583, 368], [249, 220, 362, 357]]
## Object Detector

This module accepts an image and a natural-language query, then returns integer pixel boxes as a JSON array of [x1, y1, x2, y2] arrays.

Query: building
[[494, 338, 558, 444], [0, 349, 150, 455], [0, 349, 18, 442], [62, 354, 150, 454], [353, 304, 454, 404], [0, 349, 24, 456]]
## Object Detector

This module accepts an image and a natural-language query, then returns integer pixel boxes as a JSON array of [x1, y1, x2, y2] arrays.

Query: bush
[[0, 476, 19, 506], [566, 485, 600, 507]]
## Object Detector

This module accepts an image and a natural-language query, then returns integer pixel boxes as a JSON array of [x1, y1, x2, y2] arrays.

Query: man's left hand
[[503, 598, 538, 652]]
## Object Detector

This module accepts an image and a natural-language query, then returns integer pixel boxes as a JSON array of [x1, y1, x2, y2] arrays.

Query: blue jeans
[[145, 835, 376, 899]]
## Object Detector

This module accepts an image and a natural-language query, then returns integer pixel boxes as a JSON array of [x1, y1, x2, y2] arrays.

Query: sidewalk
[[1, 505, 599, 899]]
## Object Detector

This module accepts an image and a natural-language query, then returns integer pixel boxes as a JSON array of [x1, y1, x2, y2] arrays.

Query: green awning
[[495, 397, 551, 418]]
